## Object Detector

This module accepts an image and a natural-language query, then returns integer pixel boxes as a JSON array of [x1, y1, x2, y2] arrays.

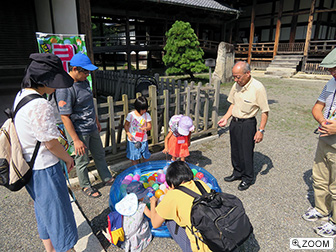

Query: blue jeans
[[68, 130, 112, 188]]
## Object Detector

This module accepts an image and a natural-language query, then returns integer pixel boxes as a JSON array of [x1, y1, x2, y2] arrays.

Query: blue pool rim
[[109, 160, 221, 238]]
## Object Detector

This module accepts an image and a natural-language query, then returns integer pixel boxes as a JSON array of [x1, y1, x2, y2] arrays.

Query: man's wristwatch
[[258, 129, 265, 134]]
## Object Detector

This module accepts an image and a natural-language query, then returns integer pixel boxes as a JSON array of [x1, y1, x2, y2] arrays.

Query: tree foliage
[[163, 21, 207, 78]]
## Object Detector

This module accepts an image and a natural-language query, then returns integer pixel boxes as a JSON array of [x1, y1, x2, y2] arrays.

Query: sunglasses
[[76, 67, 90, 74]]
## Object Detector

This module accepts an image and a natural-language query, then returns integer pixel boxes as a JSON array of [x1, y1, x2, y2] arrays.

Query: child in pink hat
[[163, 115, 194, 161]]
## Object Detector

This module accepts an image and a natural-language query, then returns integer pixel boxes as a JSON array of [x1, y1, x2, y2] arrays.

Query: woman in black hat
[[13, 53, 78, 252]]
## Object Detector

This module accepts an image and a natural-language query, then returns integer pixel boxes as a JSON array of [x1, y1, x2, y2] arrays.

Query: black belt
[[231, 116, 255, 122]]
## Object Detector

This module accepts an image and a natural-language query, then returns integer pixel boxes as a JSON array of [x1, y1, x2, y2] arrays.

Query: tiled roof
[[146, 0, 239, 14]]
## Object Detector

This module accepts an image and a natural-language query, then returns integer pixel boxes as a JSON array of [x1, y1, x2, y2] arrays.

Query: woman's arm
[[150, 196, 165, 228], [44, 139, 74, 172]]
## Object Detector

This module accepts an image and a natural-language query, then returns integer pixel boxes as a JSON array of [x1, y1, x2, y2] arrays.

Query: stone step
[[264, 71, 295, 77], [274, 55, 303, 60], [270, 63, 300, 67], [266, 67, 297, 72]]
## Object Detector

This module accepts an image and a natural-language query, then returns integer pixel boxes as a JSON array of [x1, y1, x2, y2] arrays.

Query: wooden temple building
[[1, 0, 336, 90], [90, 0, 336, 76]]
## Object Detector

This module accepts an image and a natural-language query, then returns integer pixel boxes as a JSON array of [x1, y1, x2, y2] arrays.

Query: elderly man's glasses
[[232, 74, 245, 80]]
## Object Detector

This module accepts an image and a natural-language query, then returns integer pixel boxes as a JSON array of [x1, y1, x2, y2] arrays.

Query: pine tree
[[163, 21, 207, 79]]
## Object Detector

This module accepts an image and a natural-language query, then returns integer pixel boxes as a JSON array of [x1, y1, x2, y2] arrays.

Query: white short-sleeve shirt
[[13, 89, 60, 170]]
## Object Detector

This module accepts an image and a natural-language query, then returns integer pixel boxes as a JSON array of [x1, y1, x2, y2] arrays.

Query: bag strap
[[12, 93, 43, 168], [12, 93, 43, 118], [176, 181, 206, 198]]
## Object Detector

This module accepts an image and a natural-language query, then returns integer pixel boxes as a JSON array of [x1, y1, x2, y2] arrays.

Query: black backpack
[[177, 181, 253, 252]]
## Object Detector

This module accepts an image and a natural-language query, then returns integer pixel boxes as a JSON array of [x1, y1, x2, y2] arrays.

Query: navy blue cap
[[126, 181, 150, 199], [70, 53, 98, 71]]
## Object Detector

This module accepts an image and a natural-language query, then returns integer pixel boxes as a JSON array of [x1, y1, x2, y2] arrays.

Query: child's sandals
[[82, 187, 101, 198]]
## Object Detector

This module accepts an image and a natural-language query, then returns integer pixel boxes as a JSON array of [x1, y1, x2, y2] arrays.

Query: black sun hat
[[22, 53, 74, 89]]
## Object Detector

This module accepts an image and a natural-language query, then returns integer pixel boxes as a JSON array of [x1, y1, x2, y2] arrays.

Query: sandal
[[104, 177, 115, 186], [82, 187, 101, 198]]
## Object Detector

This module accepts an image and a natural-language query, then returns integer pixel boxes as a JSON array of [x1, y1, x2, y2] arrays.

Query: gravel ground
[[0, 74, 330, 251]]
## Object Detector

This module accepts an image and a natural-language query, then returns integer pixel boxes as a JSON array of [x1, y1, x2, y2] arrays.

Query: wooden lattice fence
[[94, 80, 220, 162]]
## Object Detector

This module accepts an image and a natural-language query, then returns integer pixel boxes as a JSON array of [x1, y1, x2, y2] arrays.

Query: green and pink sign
[[36, 32, 92, 85]]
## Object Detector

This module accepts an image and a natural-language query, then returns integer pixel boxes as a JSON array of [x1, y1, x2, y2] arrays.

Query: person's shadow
[[303, 169, 314, 206], [253, 151, 274, 183], [187, 150, 212, 167]]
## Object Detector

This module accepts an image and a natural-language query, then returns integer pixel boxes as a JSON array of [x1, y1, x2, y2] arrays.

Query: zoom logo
[[290, 238, 333, 250]]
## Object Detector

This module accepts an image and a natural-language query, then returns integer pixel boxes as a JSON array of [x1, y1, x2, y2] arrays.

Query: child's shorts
[[126, 140, 151, 160], [168, 135, 190, 158]]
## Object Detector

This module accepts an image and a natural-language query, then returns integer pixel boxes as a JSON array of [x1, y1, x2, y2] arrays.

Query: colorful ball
[[153, 173, 158, 177], [201, 177, 208, 183], [191, 169, 198, 177], [121, 179, 131, 185], [157, 173, 166, 183], [139, 176, 148, 183], [148, 176, 156, 182], [148, 180, 155, 187], [196, 172, 204, 179], [133, 174, 141, 181], [155, 189, 164, 198], [152, 183, 159, 191], [124, 175, 133, 181], [164, 181, 169, 189], [159, 183, 167, 191], [157, 169, 164, 174], [143, 182, 149, 188]]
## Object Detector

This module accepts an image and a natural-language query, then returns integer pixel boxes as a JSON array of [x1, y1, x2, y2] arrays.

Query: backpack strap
[[12, 93, 43, 118], [12, 93, 43, 168], [176, 180, 206, 198]]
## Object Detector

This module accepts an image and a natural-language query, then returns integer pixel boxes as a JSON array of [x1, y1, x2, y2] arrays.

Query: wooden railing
[[94, 81, 220, 161], [198, 39, 220, 51], [278, 42, 305, 52], [309, 40, 336, 54], [235, 42, 274, 54]]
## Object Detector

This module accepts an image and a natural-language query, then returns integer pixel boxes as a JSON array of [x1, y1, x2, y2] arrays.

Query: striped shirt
[[318, 78, 336, 119]]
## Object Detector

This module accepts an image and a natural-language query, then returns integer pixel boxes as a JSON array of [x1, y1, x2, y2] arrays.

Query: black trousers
[[229, 117, 257, 184]]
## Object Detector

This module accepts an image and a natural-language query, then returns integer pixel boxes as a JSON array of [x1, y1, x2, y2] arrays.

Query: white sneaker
[[314, 221, 336, 238], [302, 207, 329, 222]]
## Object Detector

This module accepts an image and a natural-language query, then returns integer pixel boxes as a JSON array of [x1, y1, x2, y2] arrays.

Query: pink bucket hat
[[178, 116, 195, 136]]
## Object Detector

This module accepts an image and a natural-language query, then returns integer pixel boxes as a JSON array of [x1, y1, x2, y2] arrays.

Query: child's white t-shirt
[[126, 111, 151, 142]]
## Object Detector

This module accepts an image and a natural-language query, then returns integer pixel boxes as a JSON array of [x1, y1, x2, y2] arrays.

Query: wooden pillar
[[125, 16, 132, 73], [314, 0, 324, 40], [247, 0, 256, 64], [269, 0, 276, 41], [289, 0, 300, 45], [196, 22, 200, 38], [303, 0, 316, 58], [76, 0, 95, 94], [302, 0, 316, 71], [273, 0, 284, 58]]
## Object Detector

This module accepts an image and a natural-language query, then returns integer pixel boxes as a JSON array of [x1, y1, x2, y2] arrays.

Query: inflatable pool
[[109, 160, 221, 237]]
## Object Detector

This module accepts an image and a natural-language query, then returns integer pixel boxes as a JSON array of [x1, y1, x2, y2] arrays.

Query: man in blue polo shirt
[[56, 53, 114, 198]]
